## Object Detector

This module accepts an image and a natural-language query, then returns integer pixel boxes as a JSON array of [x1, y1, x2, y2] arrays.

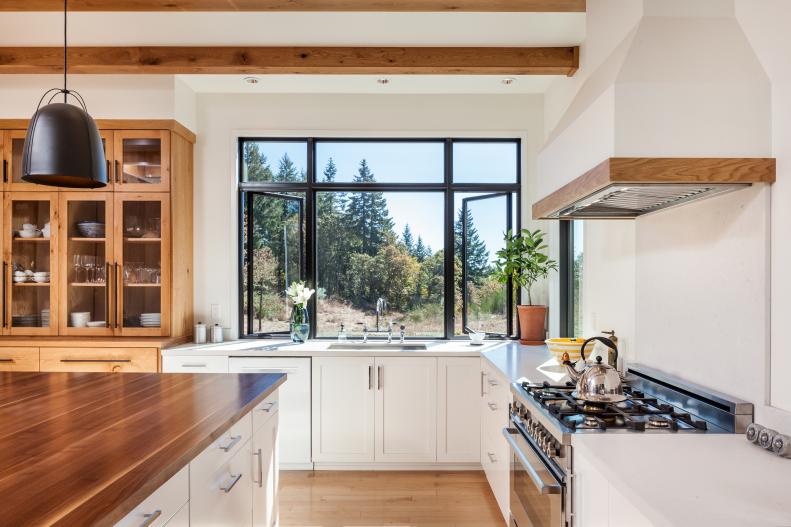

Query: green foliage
[[402, 224, 414, 254], [454, 207, 490, 284], [345, 160, 395, 256], [493, 229, 558, 306]]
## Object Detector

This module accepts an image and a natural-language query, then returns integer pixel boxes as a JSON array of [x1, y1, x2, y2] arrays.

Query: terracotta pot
[[517, 305, 548, 345]]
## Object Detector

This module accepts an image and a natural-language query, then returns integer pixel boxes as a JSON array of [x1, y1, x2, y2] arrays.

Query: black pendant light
[[22, 0, 107, 189]]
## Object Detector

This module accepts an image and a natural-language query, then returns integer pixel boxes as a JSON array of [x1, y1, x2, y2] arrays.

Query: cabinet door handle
[[480, 371, 485, 397], [2, 262, 6, 329], [218, 434, 242, 452], [377, 365, 383, 390], [488, 402, 498, 411], [105, 262, 111, 328], [0, 358, 14, 363], [115, 263, 121, 329], [2, 160, 7, 183], [488, 378, 499, 387], [487, 452, 497, 463], [114, 160, 120, 184], [138, 510, 162, 527], [60, 359, 132, 363], [257, 402, 276, 413], [220, 473, 243, 493], [252, 448, 263, 488], [368, 365, 373, 390]]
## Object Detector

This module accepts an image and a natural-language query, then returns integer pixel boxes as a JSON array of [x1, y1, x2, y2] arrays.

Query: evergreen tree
[[402, 224, 415, 254], [243, 142, 274, 182], [414, 236, 428, 262], [276, 153, 301, 182], [317, 158, 349, 297], [344, 159, 394, 256], [454, 207, 490, 284]]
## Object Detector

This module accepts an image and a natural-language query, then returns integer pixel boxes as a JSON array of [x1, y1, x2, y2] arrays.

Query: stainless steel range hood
[[532, 157, 775, 220]]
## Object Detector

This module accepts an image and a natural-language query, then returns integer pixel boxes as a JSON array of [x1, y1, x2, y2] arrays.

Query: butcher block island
[[0, 371, 284, 527]]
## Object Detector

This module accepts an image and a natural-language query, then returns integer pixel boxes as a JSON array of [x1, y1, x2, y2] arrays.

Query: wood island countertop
[[0, 371, 286, 527]]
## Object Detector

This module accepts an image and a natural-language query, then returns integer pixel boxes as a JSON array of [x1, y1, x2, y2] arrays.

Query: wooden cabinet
[[114, 130, 171, 192], [3, 191, 59, 335], [312, 356, 375, 463], [0, 121, 193, 366], [375, 356, 437, 463], [437, 357, 481, 463], [40, 346, 158, 372], [114, 193, 171, 336], [0, 346, 38, 371]]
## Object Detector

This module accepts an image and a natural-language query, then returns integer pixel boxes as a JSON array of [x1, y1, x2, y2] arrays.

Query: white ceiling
[[0, 12, 584, 46], [0, 11, 584, 94]]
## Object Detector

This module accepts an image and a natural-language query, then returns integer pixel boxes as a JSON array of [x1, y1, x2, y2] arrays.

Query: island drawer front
[[191, 412, 253, 479], [162, 355, 229, 373], [190, 436, 253, 527], [40, 347, 159, 373], [114, 465, 188, 527], [0, 347, 39, 371], [252, 390, 279, 432]]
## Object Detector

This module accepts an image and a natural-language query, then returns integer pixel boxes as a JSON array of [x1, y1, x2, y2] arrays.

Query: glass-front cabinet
[[3, 192, 59, 335], [114, 193, 170, 336], [113, 131, 170, 192], [58, 193, 114, 336]]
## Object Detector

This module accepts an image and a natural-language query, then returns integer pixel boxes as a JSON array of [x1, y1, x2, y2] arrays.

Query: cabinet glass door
[[4, 192, 58, 335], [113, 131, 170, 192], [3, 130, 46, 192], [59, 193, 114, 336], [115, 193, 169, 336]]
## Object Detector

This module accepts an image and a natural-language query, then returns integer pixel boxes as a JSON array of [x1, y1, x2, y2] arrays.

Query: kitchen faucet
[[375, 297, 387, 332]]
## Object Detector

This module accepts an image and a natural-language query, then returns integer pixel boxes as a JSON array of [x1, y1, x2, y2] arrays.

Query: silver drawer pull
[[139, 510, 162, 527], [182, 363, 207, 368], [220, 473, 243, 493], [487, 452, 497, 463], [487, 378, 499, 387], [218, 435, 242, 452], [488, 402, 498, 411], [257, 402, 276, 413], [253, 448, 263, 488]]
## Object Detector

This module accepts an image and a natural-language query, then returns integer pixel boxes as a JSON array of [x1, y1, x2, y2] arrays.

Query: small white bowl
[[17, 229, 41, 238], [469, 332, 485, 345], [13, 276, 28, 283]]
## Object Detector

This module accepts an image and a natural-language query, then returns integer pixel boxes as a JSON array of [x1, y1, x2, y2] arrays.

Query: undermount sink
[[327, 343, 429, 351]]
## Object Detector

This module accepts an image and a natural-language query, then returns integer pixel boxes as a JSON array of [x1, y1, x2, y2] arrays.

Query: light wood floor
[[279, 470, 505, 527]]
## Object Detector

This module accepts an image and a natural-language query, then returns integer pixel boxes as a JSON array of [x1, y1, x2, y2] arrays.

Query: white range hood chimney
[[535, 0, 773, 220]]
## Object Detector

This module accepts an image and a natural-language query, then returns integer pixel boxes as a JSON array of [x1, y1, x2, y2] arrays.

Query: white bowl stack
[[41, 309, 50, 327], [139, 313, 161, 327], [32, 271, 50, 283], [70, 312, 91, 328]]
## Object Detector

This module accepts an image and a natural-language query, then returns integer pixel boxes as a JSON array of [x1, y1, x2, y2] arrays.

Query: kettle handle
[[580, 336, 618, 364]]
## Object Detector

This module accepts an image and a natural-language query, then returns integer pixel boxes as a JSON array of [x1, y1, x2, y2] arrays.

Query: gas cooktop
[[519, 380, 710, 432]]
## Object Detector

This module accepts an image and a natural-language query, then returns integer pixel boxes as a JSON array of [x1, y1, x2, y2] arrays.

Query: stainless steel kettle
[[561, 336, 626, 403]]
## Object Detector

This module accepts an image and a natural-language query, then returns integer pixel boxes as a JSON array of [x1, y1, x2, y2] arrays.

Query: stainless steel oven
[[503, 426, 567, 527]]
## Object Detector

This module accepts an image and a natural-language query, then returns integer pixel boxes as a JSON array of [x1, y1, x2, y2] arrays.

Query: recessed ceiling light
[[244, 77, 260, 85], [501, 77, 516, 86], [377, 78, 390, 85]]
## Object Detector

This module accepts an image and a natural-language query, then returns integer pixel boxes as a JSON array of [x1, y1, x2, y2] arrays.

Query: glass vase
[[290, 305, 310, 343]]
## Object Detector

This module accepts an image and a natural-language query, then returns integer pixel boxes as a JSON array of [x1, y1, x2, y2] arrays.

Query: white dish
[[86, 321, 105, 327], [17, 229, 42, 238], [32, 277, 49, 283], [13, 276, 28, 283]]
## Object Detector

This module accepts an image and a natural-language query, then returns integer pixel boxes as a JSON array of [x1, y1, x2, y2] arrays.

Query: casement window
[[238, 138, 521, 339]]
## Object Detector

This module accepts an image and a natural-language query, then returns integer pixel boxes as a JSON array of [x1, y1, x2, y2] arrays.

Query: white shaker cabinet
[[162, 355, 229, 373], [229, 357, 311, 467], [480, 358, 511, 525], [252, 406, 279, 527], [312, 356, 376, 463], [375, 356, 437, 463], [437, 357, 480, 463]]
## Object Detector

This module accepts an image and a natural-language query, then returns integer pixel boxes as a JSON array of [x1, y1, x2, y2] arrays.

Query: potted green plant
[[494, 228, 558, 345]]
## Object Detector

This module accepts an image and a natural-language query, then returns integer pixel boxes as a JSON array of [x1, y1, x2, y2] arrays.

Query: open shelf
[[12, 237, 50, 243], [69, 237, 106, 243], [124, 237, 161, 243], [13, 282, 50, 287]]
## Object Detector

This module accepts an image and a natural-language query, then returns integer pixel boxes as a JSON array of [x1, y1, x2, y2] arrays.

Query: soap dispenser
[[337, 324, 347, 342]]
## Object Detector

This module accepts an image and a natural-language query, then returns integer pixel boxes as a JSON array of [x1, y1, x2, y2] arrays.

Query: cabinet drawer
[[191, 412, 252, 481], [482, 424, 510, 524], [40, 347, 158, 373], [162, 355, 229, 373], [252, 390, 279, 433], [191, 436, 253, 527], [0, 347, 39, 372], [115, 465, 188, 527]]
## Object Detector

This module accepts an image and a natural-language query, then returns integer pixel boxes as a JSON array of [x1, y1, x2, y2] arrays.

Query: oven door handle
[[503, 427, 563, 495]]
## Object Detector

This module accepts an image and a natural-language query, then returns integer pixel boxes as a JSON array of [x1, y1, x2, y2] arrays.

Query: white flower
[[286, 281, 315, 307]]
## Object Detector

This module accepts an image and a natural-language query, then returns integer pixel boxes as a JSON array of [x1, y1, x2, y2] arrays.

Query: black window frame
[[238, 137, 522, 340]]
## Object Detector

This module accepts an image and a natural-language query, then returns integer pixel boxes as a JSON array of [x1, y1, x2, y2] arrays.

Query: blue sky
[[249, 140, 517, 260]]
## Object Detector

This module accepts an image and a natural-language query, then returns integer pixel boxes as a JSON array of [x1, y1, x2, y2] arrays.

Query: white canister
[[210, 323, 224, 344], [194, 322, 207, 344]]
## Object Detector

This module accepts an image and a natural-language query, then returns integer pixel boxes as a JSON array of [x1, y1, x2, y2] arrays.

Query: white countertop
[[574, 433, 791, 527], [480, 342, 569, 385], [162, 338, 504, 357]]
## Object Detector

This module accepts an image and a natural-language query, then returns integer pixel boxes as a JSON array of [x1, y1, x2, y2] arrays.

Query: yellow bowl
[[545, 338, 596, 364]]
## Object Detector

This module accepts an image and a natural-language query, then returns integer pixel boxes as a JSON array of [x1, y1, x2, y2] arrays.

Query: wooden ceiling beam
[[0, 0, 585, 12], [0, 46, 580, 75]]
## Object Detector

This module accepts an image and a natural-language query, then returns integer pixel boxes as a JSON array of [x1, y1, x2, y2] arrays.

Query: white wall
[[193, 93, 545, 338]]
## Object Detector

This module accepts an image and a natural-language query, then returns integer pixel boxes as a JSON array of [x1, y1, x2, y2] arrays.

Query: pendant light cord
[[63, 0, 68, 102]]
